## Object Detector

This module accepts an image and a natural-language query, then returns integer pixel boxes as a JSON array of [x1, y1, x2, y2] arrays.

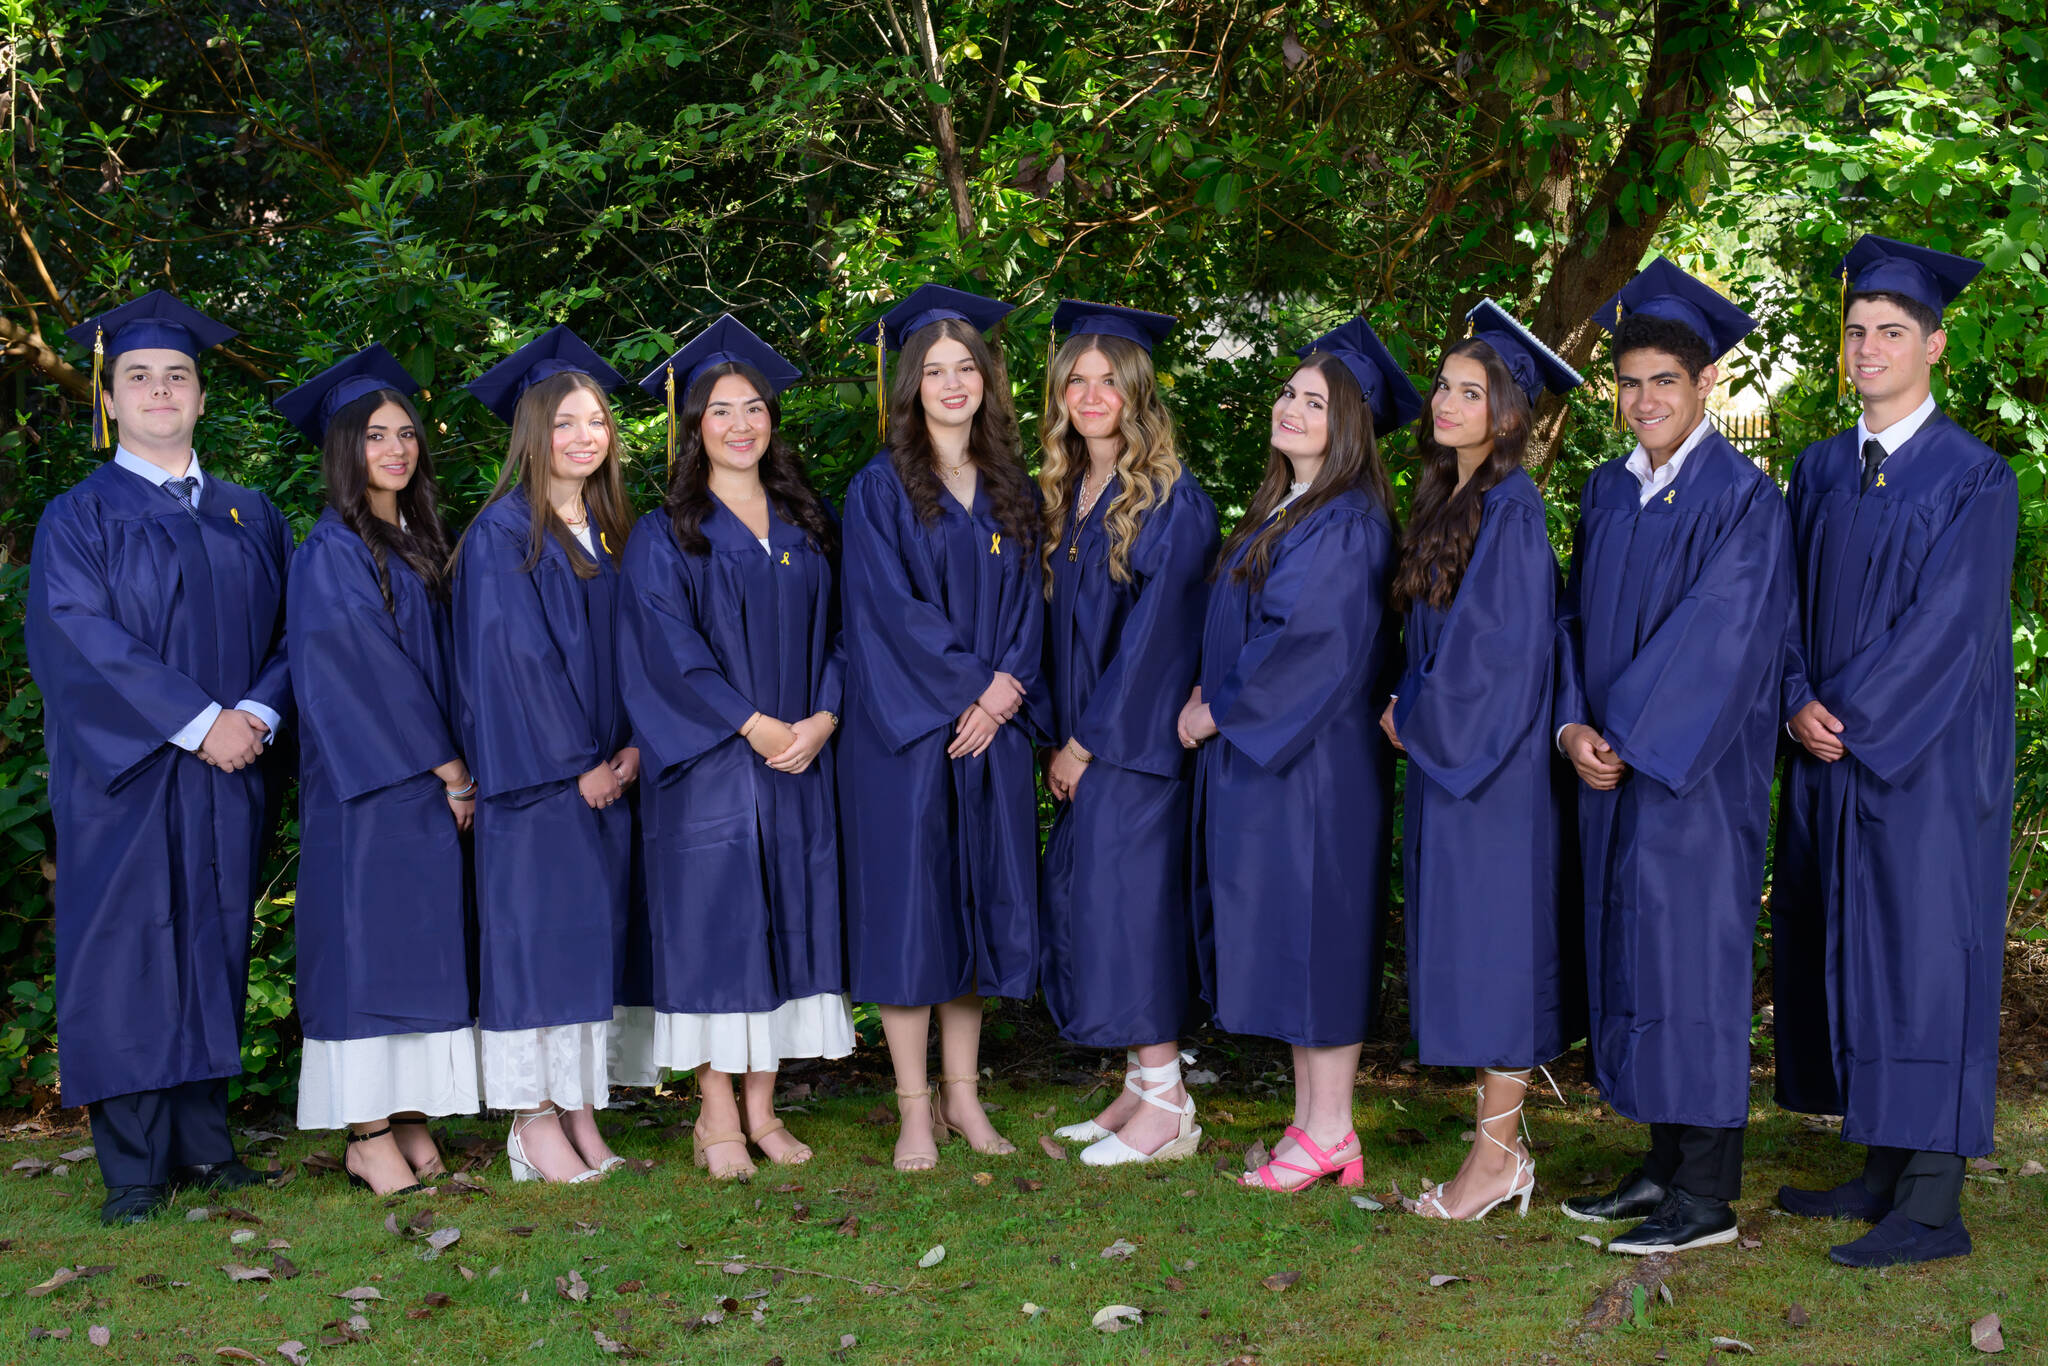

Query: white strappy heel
[[1409, 1067, 1557, 1220], [1053, 1049, 1140, 1143], [507, 1106, 603, 1184], [1079, 1053, 1202, 1166]]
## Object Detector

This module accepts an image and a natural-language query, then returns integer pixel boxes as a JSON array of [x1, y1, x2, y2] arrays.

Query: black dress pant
[[1863, 1145, 1965, 1226], [88, 1078, 235, 1188], [1643, 1122, 1744, 1203]]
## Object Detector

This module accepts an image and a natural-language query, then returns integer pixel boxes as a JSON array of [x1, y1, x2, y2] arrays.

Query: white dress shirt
[[1855, 391, 1938, 466], [113, 447, 286, 752], [1622, 414, 1715, 506]]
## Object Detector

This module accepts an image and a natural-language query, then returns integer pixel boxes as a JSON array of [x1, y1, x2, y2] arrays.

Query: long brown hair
[[663, 361, 837, 557], [1390, 338, 1532, 612], [319, 388, 454, 610], [473, 370, 635, 578], [1037, 333, 1182, 592], [1216, 352, 1398, 592], [887, 317, 1038, 550]]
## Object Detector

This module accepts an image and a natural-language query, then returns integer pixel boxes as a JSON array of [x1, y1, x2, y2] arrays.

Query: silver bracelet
[[446, 779, 478, 799]]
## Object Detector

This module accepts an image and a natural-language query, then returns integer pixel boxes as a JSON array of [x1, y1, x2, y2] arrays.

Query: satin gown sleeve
[[1552, 486, 1591, 739], [28, 495, 218, 788], [454, 519, 602, 798], [1206, 509, 1388, 774], [840, 468, 996, 752], [1597, 478, 1793, 796], [239, 499, 295, 724], [1820, 459, 2018, 784], [290, 532, 459, 801], [1393, 496, 1555, 801], [1778, 455, 1819, 721], [617, 526, 755, 774]]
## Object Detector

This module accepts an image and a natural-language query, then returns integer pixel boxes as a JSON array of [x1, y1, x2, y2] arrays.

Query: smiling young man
[[27, 291, 293, 1224], [1770, 236, 2016, 1268], [1552, 258, 1794, 1255]]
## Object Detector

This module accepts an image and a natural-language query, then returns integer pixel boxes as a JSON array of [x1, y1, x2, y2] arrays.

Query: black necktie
[[1860, 438, 1886, 492], [164, 476, 199, 513]]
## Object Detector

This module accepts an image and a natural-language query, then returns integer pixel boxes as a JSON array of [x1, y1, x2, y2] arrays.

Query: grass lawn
[[0, 1047, 2040, 1365]]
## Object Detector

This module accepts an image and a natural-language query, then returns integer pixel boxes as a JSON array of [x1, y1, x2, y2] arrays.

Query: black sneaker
[[1828, 1211, 1971, 1268], [167, 1159, 278, 1194], [1605, 1188, 1739, 1255], [100, 1184, 168, 1226], [1561, 1166, 1667, 1223], [1777, 1176, 1890, 1222]]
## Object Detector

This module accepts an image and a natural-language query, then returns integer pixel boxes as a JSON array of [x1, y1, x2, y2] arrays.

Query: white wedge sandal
[[1052, 1049, 1140, 1143], [1078, 1053, 1202, 1166]]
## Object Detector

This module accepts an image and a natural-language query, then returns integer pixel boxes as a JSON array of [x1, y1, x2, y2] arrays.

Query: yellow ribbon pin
[[990, 532, 1001, 555], [780, 550, 791, 565], [600, 531, 613, 554], [1662, 489, 1676, 505], [1875, 473, 1886, 489], [230, 507, 242, 526]]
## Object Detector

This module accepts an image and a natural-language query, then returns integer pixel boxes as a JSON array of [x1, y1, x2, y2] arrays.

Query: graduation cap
[[465, 324, 627, 425], [854, 284, 1016, 443], [271, 344, 421, 445], [1593, 257, 1756, 363], [1296, 316, 1425, 436], [1839, 234, 1981, 320], [1464, 299, 1585, 406], [635, 314, 802, 474], [65, 289, 238, 450], [1050, 299, 1178, 352]]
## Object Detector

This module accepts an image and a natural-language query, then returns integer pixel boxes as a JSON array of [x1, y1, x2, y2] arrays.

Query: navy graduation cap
[[1465, 299, 1585, 406], [465, 324, 626, 425], [1839, 233, 1982, 321], [1593, 257, 1756, 363], [1297, 316, 1425, 436], [854, 284, 1015, 441], [636, 314, 802, 474], [66, 289, 238, 449], [1050, 299, 1178, 352], [272, 344, 421, 445]]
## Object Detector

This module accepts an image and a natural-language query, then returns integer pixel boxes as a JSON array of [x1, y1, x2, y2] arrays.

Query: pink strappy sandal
[[1241, 1124, 1364, 1192]]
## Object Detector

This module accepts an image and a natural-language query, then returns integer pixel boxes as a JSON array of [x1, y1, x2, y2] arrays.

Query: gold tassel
[[91, 328, 108, 450], [1043, 329, 1056, 426], [1836, 269, 1848, 400], [664, 364, 676, 478], [1610, 301, 1622, 430], [875, 323, 888, 446]]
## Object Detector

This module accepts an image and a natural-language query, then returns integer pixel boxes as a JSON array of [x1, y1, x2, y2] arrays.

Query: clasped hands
[[198, 708, 270, 772], [743, 710, 838, 773], [578, 746, 641, 810], [952, 672, 1025, 761]]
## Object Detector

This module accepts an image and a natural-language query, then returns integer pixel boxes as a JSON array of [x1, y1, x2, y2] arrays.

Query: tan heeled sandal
[[746, 1118, 813, 1166], [692, 1122, 756, 1182], [938, 1074, 1015, 1156], [892, 1088, 943, 1173]]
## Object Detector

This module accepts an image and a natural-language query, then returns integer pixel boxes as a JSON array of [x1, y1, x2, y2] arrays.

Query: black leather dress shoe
[[1606, 1188, 1740, 1254], [1778, 1176, 1890, 1222], [1828, 1211, 1972, 1267], [100, 1184, 168, 1226], [1560, 1166, 1667, 1222], [167, 1159, 276, 1193]]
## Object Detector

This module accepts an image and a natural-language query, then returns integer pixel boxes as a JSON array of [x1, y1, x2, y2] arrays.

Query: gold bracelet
[[1065, 739, 1093, 763]]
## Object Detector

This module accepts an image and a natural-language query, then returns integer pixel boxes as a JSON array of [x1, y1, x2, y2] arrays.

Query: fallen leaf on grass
[[420, 1226, 461, 1260], [971, 1170, 992, 1186], [278, 1344, 311, 1366], [1184, 1068, 1219, 1085], [28, 1328, 71, 1341], [87, 1325, 111, 1346], [1020, 1301, 1045, 1318], [593, 1328, 628, 1355], [722, 1261, 749, 1275], [457, 1265, 476, 1282], [220, 1263, 272, 1283], [616, 1279, 643, 1293], [1261, 1270, 1302, 1291], [557, 1269, 591, 1302], [1576, 1234, 1602, 1248], [11, 1157, 48, 1176], [2018, 1160, 2045, 1177], [1243, 1139, 1269, 1172], [1737, 1236, 1763, 1250], [59, 1147, 95, 1163], [1971, 1313, 2004, 1353], [212, 1350, 267, 1363], [1787, 1303, 1810, 1327], [771, 1182, 802, 1194], [1012, 1177, 1043, 1193], [26, 1265, 81, 1297], [1039, 1135, 1067, 1160], [1709, 1337, 1756, 1354], [1427, 1274, 1466, 1287], [229, 1228, 255, 1245], [1100, 1238, 1137, 1260], [1969, 1157, 2004, 1172], [269, 1254, 300, 1280], [836, 1215, 860, 1237], [1350, 1194, 1386, 1212], [506, 1224, 535, 1237], [422, 1292, 452, 1307], [405, 1308, 432, 1321], [264, 1238, 291, 1251], [916, 1245, 946, 1269], [334, 1286, 385, 1302], [1092, 1303, 1143, 1333], [299, 1152, 343, 1177]]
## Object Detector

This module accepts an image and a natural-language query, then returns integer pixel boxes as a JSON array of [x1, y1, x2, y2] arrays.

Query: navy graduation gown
[[1041, 472, 1219, 1046], [1554, 429, 1793, 1129], [25, 461, 292, 1108], [1392, 470, 1579, 1068], [619, 501, 847, 1017], [1772, 411, 2016, 1157], [288, 510, 472, 1042], [1193, 488, 1397, 1047], [453, 492, 644, 1032], [838, 453, 1047, 1006]]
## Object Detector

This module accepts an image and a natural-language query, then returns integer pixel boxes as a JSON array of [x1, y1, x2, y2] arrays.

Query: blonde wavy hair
[[1038, 332, 1183, 591]]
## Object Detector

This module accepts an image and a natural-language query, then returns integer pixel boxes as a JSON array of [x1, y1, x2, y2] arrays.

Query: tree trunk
[[908, 0, 976, 244]]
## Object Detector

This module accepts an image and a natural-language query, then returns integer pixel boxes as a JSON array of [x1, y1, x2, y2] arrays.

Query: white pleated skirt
[[296, 1027, 483, 1131], [479, 1006, 660, 1111], [649, 993, 856, 1075]]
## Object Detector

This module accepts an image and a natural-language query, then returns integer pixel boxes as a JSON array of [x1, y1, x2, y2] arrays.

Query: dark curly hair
[[663, 361, 837, 557], [1613, 313, 1712, 380], [1391, 339, 1532, 613], [887, 317, 1038, 551], [319, 388, 455, 611]]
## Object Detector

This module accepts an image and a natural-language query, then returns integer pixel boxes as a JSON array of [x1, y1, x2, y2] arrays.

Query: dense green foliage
[[0, 0, 2042, 1105]]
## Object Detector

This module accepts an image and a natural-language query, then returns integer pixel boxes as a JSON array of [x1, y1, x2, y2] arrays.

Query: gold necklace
[[1068, 470, 1109, 561]]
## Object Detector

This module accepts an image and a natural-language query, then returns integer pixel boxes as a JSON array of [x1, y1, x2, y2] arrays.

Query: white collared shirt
[[1855, 391, 1938, 465], [1622, 414, 1715, 507], [113, 447, 286, 752]]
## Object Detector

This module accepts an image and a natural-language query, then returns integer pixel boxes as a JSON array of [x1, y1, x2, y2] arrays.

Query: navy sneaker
[[1828, 1211, 1971, 1267], [100, 1184, 168, 1226]]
